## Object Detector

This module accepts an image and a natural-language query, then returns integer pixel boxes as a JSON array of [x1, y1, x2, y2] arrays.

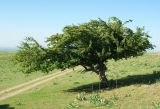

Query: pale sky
[[0, 0, 160, 51]]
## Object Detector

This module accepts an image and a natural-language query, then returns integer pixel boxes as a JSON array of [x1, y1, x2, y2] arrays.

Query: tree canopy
[[14, 17, 154, 86]]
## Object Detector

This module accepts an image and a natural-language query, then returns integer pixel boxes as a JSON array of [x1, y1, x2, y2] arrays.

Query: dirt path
[[0, 68, 77, 101]]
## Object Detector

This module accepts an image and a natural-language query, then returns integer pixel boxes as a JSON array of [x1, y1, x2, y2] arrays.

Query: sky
[[0, 0, 160, 51]]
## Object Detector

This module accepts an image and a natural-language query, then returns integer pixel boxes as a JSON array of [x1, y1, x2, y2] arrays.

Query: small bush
[[64, 100, 79, 109], [152, 101, 160, 108], [76, 92, 86, 101], [124, 93, 131, 97], [89, 93, 114, 106]]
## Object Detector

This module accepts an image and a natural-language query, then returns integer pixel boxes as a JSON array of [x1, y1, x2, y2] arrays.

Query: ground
[[0, 52, 160, 109]]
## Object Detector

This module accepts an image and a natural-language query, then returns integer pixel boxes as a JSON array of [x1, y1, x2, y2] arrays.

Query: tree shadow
[[66, 71, 160, 93], [0, 104, 14, 109]]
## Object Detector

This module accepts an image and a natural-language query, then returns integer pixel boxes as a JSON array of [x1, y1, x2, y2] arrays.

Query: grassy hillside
[[0, 52, 56, 91], [1, 53, 160, 109]]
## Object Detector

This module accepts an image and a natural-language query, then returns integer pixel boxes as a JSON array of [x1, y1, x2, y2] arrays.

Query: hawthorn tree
[[14, 17, 153, 86]]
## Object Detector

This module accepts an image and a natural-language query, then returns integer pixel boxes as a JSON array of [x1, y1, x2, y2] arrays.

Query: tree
[[14, 17, 154, 86]]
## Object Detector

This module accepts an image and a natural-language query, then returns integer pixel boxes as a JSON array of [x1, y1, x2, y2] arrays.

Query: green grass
[[0, 52, 56, 91], [1, 52, 160, 109]]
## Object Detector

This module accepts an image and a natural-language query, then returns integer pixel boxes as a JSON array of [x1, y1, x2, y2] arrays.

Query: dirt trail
[[0, 68, 77, 101]]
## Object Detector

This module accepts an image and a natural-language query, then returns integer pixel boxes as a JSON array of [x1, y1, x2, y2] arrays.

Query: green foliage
[[64, 100, 79, 109], [152, 101, 160, 109], [65, 93, 118, 108], [76, 92, 86, 101], [14, 17, 153, 77], [89, 93, 118, 106], [14, 37, 55, 73], [89, 93, 108, 106]]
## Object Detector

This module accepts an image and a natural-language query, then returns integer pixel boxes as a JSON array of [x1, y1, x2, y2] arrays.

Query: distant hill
[[0, 47, 18, 52]]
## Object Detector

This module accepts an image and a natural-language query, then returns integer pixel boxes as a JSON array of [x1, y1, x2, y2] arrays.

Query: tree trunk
[[99, 63, 109, 87], [81, 63, 109, 87]]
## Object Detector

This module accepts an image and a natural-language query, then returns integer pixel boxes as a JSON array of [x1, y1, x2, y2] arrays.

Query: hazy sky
[[0, 0, 160, 51]]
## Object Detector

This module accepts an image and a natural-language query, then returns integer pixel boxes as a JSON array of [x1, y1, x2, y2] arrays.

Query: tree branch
[[81, 65, 99, 75]]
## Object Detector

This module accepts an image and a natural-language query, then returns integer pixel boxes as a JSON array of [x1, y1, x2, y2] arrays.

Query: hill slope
[[0, 52, 57, 91], [0, 53, 160, 109]]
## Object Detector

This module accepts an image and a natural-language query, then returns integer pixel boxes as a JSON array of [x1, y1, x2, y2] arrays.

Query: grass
[[0, 52, 57, 91], [1, 52, 160, 109]]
